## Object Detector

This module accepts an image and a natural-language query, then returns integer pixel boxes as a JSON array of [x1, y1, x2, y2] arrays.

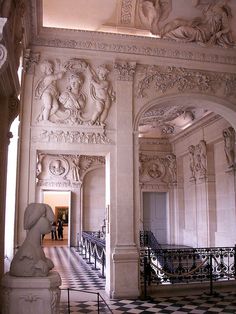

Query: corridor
[[43, 244, 236, 313]]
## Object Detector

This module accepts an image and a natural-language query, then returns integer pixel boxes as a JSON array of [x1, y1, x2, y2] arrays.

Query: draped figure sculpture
[[160, 0, 234, 48], [223, 126, 235, 169], [10, 203, 55, 277]]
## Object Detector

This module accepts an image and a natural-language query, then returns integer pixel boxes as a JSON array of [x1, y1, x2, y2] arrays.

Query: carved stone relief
[[32, 128, 112, 144], [139, 151, 177, 186], [114, 61, 136, 81], [136, 64, 236, 102], [36, 153, 105, 188], [121, 0, 133, 25], [188, 140, 207, 181], [222, 126, 235, 170], [139, 0, 235, 48], [34, 58, 115, 129]]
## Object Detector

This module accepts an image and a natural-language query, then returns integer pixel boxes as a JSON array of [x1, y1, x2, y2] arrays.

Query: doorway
[[143, 192, 168, 244], [43, 190, 71, 246]]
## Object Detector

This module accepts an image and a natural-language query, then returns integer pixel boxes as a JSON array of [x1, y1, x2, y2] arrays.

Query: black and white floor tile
[[43, 244, 236, 313]]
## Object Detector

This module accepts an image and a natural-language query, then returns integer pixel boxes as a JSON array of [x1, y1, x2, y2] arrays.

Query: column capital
[[114, 61, 136, 81]]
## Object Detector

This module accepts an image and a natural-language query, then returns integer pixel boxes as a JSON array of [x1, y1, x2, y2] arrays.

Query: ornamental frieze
[[136, 65, 236, 98], [32, 129, 112, 144]]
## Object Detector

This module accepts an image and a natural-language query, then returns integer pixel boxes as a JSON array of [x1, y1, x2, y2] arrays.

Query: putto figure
[[89, 65, 115, 127], [10, 203, 55, 277], [35, 60, 66, 122]]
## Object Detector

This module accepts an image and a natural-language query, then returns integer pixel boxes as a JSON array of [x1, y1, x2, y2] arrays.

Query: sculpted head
[[24, 203, 54, 234]]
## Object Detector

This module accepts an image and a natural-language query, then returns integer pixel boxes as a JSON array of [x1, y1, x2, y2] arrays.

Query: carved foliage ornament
[[121, 0, 133, 25], [114, 61, 136, 81], [136, 65, 235, 98]]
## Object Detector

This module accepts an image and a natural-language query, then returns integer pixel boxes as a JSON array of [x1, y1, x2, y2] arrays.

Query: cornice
[[29, 0, 236, 67]]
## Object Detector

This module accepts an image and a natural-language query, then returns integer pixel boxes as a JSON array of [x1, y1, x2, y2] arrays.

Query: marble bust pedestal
[[1, 271, 61, 314]]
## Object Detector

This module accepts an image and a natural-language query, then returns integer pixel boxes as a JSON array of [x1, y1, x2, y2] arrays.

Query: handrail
[[77, 231, 106, 278], [60, 287, 113, 313]]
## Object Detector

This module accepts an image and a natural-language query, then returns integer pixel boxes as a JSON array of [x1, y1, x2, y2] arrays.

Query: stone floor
[[43, 243, 236, 313]]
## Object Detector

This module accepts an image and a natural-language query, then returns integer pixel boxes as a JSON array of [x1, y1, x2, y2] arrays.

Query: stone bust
[[10, 203, 55, 277]]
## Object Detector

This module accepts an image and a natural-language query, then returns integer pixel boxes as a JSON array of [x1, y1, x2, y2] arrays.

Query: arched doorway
[[135, 94, 236, 247]]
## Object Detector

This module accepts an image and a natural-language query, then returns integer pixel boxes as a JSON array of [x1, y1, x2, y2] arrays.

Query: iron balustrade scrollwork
[[140, 231, 236, 296], [77, 231, 106, 278]]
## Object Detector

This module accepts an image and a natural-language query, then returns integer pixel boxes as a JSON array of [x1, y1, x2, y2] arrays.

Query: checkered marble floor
[[43, 245, 236, 313]]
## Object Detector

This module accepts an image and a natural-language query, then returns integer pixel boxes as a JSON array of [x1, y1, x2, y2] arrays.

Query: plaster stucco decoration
[[36, 153, 105, 187], [222, 126, 235, 169], [188, 140, 207, 181], [138, 102, 207, 137], [114, 61, 137, 81], [139, 152, 167, 183], [32, 129, 112, 144], [23, 49, 40, 73], [34, 58, 115, 128], [136, 65, 227, 98]]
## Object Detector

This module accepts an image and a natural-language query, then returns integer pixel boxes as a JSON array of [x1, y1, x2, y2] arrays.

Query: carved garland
[[136, 65, 236, 98]]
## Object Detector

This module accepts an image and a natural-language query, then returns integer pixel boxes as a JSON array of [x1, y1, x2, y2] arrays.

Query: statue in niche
[[188, 145, 196, 180], [88, 65, 115, 127], [139, 0, 172, 35], [166, 153, 177, 183], [10, 203, 55, 277], [195, 140, 207, 177], [160, 0, 234, 48], [71, 156, 81, 182], [59, 72, 86, 125], [223, 126, 235, 169], [35, 60, 66, 122], [49, 159, 65, 176]]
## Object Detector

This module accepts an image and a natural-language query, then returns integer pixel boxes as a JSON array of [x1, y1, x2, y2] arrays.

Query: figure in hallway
[[59, 72, 86, 124], [57, 219, 64, 240], [223, 126, 235, 169], [88, 64, 115, 127], [51, 221, 57, 240], [10, 203, 55, 277], [35, 60, 66, 122]]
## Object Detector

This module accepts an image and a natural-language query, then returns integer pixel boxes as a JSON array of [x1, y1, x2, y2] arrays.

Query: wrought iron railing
[[140, 231, 236, 297], [77, 231, 106, 278]]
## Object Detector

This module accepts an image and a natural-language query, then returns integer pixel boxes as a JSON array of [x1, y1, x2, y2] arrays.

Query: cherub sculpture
[[10, 203, 55, 277]]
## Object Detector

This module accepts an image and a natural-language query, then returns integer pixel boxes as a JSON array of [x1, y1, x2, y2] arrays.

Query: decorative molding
[[136, 65, 236, 98], [120, 0, 133, 25], [114, 61, 136, 81], [32, 129, 112, 144], [31, 35, 236, 66]]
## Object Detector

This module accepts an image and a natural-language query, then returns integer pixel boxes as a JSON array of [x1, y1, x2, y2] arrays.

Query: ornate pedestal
[[1, 271, 61, 314]]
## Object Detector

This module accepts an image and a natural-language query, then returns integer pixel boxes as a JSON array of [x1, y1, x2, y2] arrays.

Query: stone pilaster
[[111, 61, 139, 298]]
